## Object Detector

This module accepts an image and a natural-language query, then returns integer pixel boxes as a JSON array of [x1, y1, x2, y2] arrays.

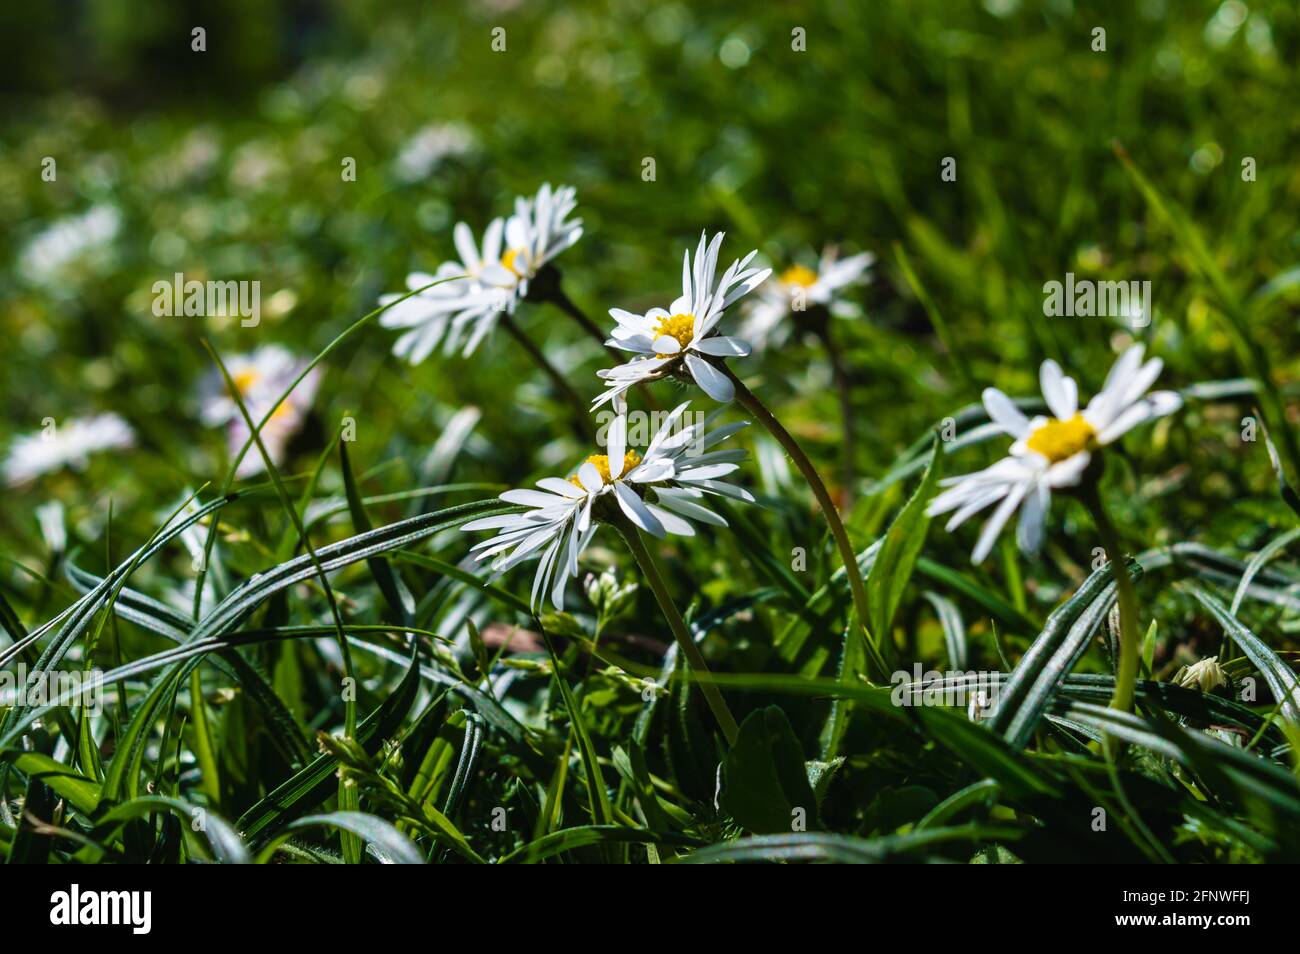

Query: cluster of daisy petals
[[461, 401, 753, 609]]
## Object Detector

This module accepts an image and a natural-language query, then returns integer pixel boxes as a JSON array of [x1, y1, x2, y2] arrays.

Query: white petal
[[971, 481, 1030, 564], [684, 353, 735, 403], [536, 477, 587, 498], [1039, 360, 1078, 420], [500, 488, 569, 508], [608, 401, 627, 479], [646, 504, 695, 536], [692, 336, 752, 357], [982, 388, 1031, 439], [615, 482, 665, 537], [652, 335, 682, 355], [578, 461, 603, 493]]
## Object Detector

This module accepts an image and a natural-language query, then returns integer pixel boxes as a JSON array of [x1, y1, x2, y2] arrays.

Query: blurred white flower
[[3, 414, 134, 487], [740, 247, 874, 349], [35, 500, 67, 553], [594, 231, 769, 406], [199, 345, 321, 478], [394, 123, 477, 182], [462, 399, 752, 610], [928, 344, 1182, 563], [20, 205, 121, 287], [379, 183, 582, 362]]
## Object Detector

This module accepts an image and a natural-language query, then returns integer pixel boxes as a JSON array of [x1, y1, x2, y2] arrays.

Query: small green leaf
[[722, 706, 819, 834]]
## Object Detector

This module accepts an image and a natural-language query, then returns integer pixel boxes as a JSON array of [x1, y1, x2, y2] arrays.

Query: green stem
[[499, 312, 593, 437], [547, 284, 621, 357], [615, 517, 739, 746], [1082, 487, 1140, 715], [813, 322, 857, 510], [721, 364, 888, 681]]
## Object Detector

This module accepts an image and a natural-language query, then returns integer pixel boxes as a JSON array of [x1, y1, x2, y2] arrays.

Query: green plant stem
[[546, 284, 620, 356], [542, 282, 662, 410], [721, 363, 887, 681], [614, 517, 739, 746], [1082, 487, 1140, 715], [812, 322, 857, 509], [499, 312, 593, 437]]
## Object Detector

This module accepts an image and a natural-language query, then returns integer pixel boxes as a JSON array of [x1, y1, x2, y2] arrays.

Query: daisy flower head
[[594, 231, 771, 407], [199, 345, 321, 479], [378, 184, 582, 363], [378, 218, 516, 363], [741, 247, 874, 349], [491, 182, 584, 294], [927, 344, 1182, 564], [3, 413, 135, 487], [461, 399, 753, 610]]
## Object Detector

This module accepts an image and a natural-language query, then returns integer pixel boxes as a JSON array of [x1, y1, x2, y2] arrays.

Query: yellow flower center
[[233, 369, 260, 393], [501, 247, 528, 277], [1025, 414, 1095, 463], [780, 264, 818, 288], [568, 451, 643, 488], [651, 313, 695, 358]]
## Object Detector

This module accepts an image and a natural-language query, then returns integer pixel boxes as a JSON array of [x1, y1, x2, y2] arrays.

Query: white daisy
[[199, 345, 321, 478], [486, 182, 584, 293], [3, 413, 134, 487], [378, 219, 514, 363], [593, 231, 771, 407], [379, 184, 583, 363], [462, 400, 752, 610], [927, 344, 1182, 563], [740, 247, 874, 349]]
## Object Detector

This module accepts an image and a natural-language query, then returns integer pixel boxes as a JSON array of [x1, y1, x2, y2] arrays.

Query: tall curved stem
[[720, 364, 887, 681]]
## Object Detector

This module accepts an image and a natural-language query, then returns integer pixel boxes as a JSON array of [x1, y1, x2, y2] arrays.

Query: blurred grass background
[[2, 0, 1298, 574]]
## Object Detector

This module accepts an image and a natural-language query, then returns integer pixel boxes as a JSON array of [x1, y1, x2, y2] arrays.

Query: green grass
[[2, 0, 1300, 863]]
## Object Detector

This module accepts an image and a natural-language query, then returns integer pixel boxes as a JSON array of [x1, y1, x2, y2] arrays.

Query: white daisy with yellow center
[[740, 246, 874, 349], [462, 399, 753, 610], [379, 184, 583, 363], [199, 345, 321, 479], [594, 231, 770, 407], [927, 344, 1182, 563]]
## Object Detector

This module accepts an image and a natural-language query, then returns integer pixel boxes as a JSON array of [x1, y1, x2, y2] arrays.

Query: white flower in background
[[927, 344, 1181, 563], [740, 247, 874, 349], [489, 182, 583, 292], [594, 232, 770, 406], [3, 414, 134, 487], [20, 205, 121, 287], [379, 219, 513, 362], [199, 345, 321, 479], [393, 123, 477, 182], [379, 183, 582, 363], [462, 400, 753, 610]]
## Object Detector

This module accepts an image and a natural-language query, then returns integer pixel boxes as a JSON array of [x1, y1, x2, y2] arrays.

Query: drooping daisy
[[378, 219, 513, 363], [594, 231, 771, 407], [461, 400, 752, 610], [927, 344, 1181, 563], [379, 184, 583, 363], [3, 414, 135, 487], [199, 345, 321, 478], [740, 247, 874, 349], [491, 182, 583, 293]]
